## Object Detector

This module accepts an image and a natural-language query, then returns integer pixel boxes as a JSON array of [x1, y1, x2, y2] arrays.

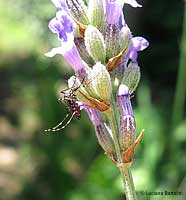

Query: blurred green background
[[0, 0, 186, 200]]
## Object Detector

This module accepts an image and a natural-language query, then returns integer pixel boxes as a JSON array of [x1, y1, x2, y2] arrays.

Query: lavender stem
[[105, 94, 137, 200]]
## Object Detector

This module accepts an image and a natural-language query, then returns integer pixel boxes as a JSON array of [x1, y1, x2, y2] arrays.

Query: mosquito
[[45, 76, 84, 132]]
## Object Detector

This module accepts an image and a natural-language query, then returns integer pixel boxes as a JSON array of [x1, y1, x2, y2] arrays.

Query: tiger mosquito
[[45, 76, 84, 132]]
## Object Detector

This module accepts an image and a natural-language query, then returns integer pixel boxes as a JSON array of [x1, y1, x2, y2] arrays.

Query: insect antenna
[[45, 112, 75, 132]]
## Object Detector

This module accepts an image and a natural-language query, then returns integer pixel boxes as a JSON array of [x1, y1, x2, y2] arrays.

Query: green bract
[[119, 25, 132, 52], [122, 62, 141, 94], [84, 25, 106, 63], [88, 0, 105, 31]]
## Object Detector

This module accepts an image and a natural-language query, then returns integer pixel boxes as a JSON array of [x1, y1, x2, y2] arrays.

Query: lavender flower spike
[[45, 10, 86, 77], [106, 0, 141, 25], [85, 107, 116, 157], [117, 84, 136, 151]]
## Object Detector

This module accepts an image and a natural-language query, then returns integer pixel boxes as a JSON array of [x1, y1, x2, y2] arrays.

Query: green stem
[[105, 94, 137, 200], [120, 166, 137, 200], [106, 96, 122, 161], [172, 0, 186, 128]]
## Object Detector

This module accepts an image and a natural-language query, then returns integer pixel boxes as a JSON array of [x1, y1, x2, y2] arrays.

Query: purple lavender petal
[[106, 0, 123, 25], [119, 36, 149, 77], [132, 37, 149, 51], [128, 37, 149, 62], [46, 7, 88, 76], [45, 41, 86, 73], [106, 0, 141, 25], [63, 44, 87, 71], [49, 10, 74, 42]]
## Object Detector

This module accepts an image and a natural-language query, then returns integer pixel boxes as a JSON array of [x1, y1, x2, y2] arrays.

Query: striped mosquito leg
[[45, 112, 76, 132], [45, 113, 70, 132]]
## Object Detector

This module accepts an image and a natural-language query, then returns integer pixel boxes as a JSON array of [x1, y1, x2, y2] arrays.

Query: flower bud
[[85, 108, 116, 157], [88, 0, 105, 31], [85, 25, 106, 63], [106, 25, 131, 72], [105, 24, 120, 59], [117, 84, 136, 151], [122, 62, 141, 93], [92, 62, 112, 101], [66, 0, 89, 25], [119, 25, 132, 52]]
